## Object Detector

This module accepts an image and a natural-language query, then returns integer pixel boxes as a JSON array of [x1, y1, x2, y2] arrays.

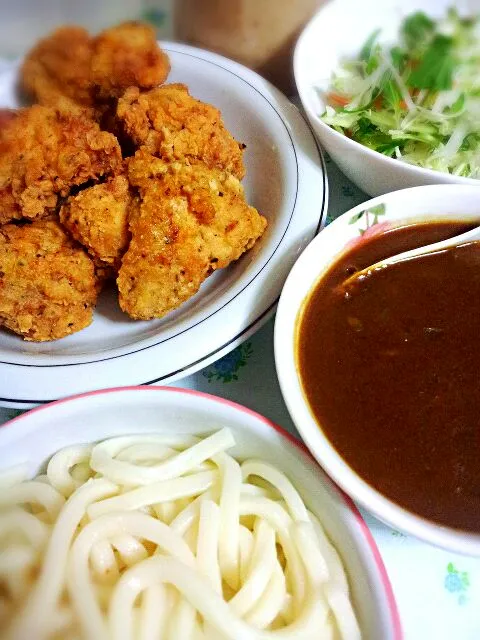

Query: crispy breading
[[60, 174, 132, 267], [0, 109, 18, 135], [20, 22, 170, 113], [0, 105, 122, 225], [118, 154, 267, 320], [20, 26, 95, 113], [117, 84, 246, 178], [91, 22, 170, 100], [0, 219, 99, 341]]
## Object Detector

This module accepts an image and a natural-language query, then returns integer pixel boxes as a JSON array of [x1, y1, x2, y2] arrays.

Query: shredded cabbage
[[319, 8, 480, 178]]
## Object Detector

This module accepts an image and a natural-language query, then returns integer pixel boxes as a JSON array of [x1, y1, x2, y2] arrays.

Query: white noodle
[[325, 584, 362, 640], [88, 470, 217, 519], [71, 461, 93, 485], [90, 430, 233, 485], [47, 444, 94, 497], [110, 534, 148, 567], [216, 452, 242, 590], [241, 483, 272, 498], [166, 596, 197, 640], [0, 480, 65, 520], [183, 518, 199, 553], [153, 500, 177, 523], [0, 545, 38, 600], [239, 496, 306, 612], [90, 539, 119, 583], [170, 489, 215, 535], [293, 521, 330, 584], [116, 443, 177, 463], [0, 508, 49, 549], [229, 519, 277, 618], [239, 524, 255, 585], [241, 460, 309, 522], [244, 561, 286, 629], [138, 583, 166, 640], [68, 512, 196, 639], [0, 545, 38, 577], [34, 474, 51, 485], [0, 430, 360, 640], [196, 499, 222, 593], [308, 511, 349, 592], [6, 478, 117, 640]]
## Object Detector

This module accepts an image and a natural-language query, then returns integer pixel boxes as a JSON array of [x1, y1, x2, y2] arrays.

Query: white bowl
[[0, 42, 327, 409], [0, 386, 401, 639], [294, 0, 480, 196], [275, 184, 480, 555]]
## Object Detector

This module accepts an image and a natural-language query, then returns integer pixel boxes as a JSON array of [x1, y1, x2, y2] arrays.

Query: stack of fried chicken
[[0, 23, 267, 341]]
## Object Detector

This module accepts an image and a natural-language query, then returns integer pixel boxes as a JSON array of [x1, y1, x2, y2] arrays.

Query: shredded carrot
[[327, 92, 350, 107], [373, 95, 383, 109]]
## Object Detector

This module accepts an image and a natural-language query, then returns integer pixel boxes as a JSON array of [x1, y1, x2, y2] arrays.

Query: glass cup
[[175, 0, 325, 95]]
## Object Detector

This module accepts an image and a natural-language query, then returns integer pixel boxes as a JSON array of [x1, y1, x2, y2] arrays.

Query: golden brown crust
[[0, 219, 99, 341], [118, 154, 266, 320], [20, 26, 95, 113], [0, 105, 122, 225], [6, 23, 262, 336], [20, 22, 170, 114], [0, 109, 18, 133], [91, 22, 170, 100], [117, 84, 246, 179], [60, 174, 132, 268]]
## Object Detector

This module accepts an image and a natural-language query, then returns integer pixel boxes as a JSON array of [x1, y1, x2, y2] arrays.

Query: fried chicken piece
[[60, 174, 131, 268], [20, 22, 170, 114], [91, 22, 170, 100], [0, 109, 18, 134], [0, 105, 122, 225], [0, 219, 99, 341], [117, 84, 246, 178], [20, 26, 95, 114], [118, 154, 266, 320]]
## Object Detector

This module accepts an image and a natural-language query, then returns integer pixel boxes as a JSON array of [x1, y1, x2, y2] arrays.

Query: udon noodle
[[0, 428, 360, 639]]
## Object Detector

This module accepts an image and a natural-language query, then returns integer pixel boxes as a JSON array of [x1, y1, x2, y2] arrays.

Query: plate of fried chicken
[[0, 22, 327, 407]]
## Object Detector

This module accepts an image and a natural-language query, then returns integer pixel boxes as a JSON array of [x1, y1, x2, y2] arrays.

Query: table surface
[[0, 5, 479, 636]]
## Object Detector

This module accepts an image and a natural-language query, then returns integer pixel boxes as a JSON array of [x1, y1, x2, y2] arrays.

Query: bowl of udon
[[0, 386, 400, 640]]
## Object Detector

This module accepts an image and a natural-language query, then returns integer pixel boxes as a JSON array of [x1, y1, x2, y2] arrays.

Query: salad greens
[[320, 8, 480, 178]]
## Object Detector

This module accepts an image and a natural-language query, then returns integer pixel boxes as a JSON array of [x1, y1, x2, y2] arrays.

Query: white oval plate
[[0, 42, 328, 409]]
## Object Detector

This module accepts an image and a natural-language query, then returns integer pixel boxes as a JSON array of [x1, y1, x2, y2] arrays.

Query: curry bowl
[[274, 184, 480, 555]]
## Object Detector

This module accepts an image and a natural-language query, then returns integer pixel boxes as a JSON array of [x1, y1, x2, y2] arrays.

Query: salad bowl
[[294, 0, 480, 195]]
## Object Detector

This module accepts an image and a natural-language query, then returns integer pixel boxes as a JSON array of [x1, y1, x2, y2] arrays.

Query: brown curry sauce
[[297, 220, 480, 532]]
